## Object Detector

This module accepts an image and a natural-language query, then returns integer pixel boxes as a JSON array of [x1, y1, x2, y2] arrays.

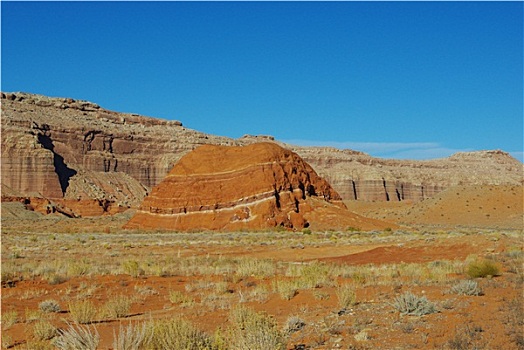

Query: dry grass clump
[[235, 258, 277, 278], [32, 319, 58, 341], [68, 300, 97, 324], [112, 322, 147, 350], [336, 283, 357, 309], [293, 261, 335, 289], [392, 292, 438, 316], [228, 306, 286, 350], [272, 279, 298, 300], [169, 290, 195, 307], [1, 310, 18, 329], [53, 323, 100, 350], [122, 260, 144, 278], [466, 259, 500, 278], [145, 317, 217, 350], [103, 294, 132, 319]]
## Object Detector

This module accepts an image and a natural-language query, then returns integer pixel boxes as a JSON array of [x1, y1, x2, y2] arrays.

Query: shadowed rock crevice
[[37, 133, 77, 196]]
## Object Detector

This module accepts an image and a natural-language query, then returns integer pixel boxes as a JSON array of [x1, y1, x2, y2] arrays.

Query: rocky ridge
[[1, 92, 522, 217]]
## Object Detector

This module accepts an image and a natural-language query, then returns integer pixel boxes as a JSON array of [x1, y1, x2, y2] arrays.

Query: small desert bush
[[392, 292, 438, 316], [283, 315, 306, 334], [145, 317, 216, 350], [112, 322, 147, 350], [228, 306, 286, 350], [336, 283, 357, 309], [39, 299, 61, 313], [103, 295, 132, 319], [32, 319, 58, 341], [44, 272, 68, 285], [466, 259, 500, 278], [445, 324, 486, 350], [53, 323, 100, 350], [450, 279, 483, 296], [68, 300, 97, 324]]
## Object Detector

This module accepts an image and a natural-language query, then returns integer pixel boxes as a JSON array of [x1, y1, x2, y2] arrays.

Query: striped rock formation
[[125, 143, 392, 231]]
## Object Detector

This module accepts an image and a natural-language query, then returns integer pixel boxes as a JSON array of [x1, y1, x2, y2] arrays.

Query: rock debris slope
[[124, 143, 392, 231]]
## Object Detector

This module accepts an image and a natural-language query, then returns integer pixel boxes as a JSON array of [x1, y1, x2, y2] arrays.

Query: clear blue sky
[[2, 1, 523, 161]]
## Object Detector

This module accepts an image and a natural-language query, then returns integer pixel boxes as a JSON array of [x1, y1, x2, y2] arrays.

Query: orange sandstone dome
[[125, 142, 391, 231]]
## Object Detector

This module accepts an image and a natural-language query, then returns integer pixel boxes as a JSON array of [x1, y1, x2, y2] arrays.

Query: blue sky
[[2, 1, 523, 161]]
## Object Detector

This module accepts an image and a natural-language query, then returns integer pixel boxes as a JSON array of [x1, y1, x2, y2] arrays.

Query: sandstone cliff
[[2, 92, 522, 216], [125, 143, 392, 231], [289, 146, 522, 202]]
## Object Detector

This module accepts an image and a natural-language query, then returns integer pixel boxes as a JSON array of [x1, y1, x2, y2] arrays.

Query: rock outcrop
[[125, 142, 349, 231], [2, 92, 522, 216]]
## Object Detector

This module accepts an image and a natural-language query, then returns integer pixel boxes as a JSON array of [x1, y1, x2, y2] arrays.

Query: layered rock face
[[125, 143, 347, 231], [291, 147, 522, 202], [2, 92, 522, 213], [1, 92, 235, 215]]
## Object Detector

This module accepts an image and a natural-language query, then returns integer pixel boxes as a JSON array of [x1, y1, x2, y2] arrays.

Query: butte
[[125, 142, 392, 231]]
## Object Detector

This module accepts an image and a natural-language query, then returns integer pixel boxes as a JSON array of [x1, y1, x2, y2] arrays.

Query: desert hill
[[1, 92, 522, 221], [125, 142, 393, 231]]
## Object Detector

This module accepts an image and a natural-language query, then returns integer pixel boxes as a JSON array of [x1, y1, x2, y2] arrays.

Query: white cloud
[[281, 139, 474, 160]]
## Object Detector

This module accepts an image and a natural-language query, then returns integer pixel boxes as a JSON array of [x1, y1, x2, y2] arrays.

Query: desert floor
[[1, 207, 523, 350]]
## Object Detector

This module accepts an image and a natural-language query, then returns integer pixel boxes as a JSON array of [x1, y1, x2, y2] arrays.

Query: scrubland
[[1, 228, 523, 349]]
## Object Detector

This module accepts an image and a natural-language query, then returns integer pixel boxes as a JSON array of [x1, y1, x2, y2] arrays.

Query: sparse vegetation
[[2, 229, 522, 349]]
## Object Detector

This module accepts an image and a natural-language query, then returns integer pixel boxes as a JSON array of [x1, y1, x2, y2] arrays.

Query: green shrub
[[466, 259, 500, 278]]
